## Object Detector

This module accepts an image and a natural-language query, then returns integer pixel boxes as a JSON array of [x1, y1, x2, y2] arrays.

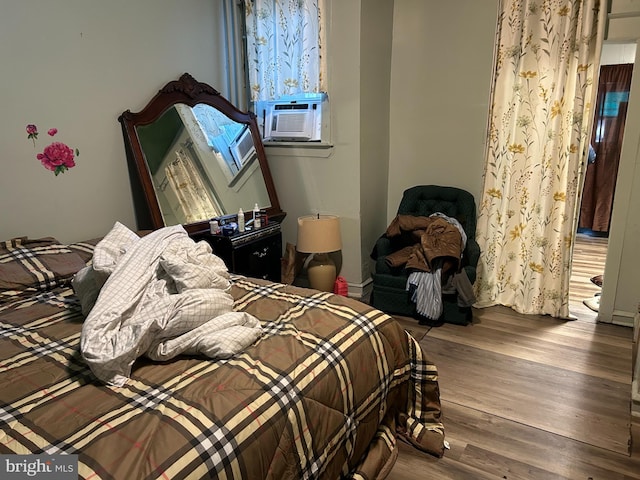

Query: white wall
[[0, 0, 226, 244], [266, 1, 365, 291], [360, 0, 395, 288], [386, 0, 498, 221], [601, 42, 637, 64], [607, 0, 640, 41]]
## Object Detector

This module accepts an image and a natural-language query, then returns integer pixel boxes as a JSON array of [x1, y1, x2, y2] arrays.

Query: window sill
[[263, 141, 333, 158]]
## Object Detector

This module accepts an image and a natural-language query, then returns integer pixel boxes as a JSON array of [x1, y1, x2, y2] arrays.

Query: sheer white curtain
[[244, 0, 326, 101], [475, 0, 605, 318]]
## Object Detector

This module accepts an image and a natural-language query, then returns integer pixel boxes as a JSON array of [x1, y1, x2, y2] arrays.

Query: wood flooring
[[568, 233, 608, 322], [387, 233, 640, 479]]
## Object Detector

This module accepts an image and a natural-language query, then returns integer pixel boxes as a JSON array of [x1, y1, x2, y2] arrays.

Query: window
[[243, 0, 326, 102], [223, 0, 329, 145]]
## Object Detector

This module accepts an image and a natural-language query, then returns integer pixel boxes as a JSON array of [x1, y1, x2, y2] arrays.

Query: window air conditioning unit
[[255, 93, 327, 142]]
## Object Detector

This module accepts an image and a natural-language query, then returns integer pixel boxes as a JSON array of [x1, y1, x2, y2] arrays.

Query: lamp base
[[307, 253, 337, 292]]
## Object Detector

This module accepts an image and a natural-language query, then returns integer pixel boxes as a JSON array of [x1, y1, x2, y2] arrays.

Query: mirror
[[119, 73, 285, 235]]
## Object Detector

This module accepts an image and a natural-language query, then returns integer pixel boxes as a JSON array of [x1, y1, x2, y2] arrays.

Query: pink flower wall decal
[[26, 124, 38, 146], [37, 142, 76, 176], [26, 124, 79, 176]]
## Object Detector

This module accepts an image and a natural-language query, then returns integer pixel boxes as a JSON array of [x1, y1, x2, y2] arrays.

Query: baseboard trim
[[611, 309, 635, 328], [347, 277, 373, 302]]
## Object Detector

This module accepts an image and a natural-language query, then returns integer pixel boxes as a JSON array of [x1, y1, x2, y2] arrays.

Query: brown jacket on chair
[[384, 215, 463, 275]]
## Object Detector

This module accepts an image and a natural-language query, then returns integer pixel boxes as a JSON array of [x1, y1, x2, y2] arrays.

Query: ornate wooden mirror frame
[[119, 73, 285, 235]]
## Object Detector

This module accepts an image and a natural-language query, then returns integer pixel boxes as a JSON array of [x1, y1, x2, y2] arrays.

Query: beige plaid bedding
[[0, 245, 444, 479]]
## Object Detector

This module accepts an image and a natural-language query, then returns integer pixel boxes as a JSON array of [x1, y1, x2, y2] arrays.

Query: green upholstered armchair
[[370, 185, 480, 325]]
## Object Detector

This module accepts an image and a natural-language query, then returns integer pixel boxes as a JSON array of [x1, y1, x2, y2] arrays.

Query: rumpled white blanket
[[77, 222, 263, 386]]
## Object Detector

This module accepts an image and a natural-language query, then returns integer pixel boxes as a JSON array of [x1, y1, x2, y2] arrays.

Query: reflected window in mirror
[[188, 104, 259, 187]]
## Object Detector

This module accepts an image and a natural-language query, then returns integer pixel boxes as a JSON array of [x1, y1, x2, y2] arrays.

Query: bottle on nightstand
[[253, 203, 261, 228], [238, 208, 245, 232]]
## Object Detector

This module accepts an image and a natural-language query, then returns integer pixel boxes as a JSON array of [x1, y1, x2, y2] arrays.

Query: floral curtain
[[244, 0, 326, 101], [475, 0, 604, 318]]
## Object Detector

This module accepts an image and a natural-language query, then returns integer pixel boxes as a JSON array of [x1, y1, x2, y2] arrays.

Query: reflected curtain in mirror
[[163, 150, 221, 224]]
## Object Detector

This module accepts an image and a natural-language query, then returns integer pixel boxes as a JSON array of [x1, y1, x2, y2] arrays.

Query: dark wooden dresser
[[193, 222, 282, 282]]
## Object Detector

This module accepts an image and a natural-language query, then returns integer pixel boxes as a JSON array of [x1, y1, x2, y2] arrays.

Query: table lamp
[[297, 214, 342, 292]]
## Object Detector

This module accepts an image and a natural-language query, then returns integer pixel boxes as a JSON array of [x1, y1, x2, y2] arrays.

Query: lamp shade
[[297, 215, 342, 253]]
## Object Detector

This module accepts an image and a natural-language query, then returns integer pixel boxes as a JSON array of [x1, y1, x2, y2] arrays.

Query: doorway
[[572, 43, 636, 319]]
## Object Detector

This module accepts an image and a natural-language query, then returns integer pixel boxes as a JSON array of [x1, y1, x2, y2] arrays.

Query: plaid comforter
[[1, 263, 444, 479]]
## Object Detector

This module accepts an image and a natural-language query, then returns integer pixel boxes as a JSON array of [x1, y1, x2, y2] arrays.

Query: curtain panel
[[475, 0, 604, 318], [244, 0, 326, 102], [579, 63, 634, 233]]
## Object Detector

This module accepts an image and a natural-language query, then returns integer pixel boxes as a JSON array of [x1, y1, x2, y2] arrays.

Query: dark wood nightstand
[[193, 222, 282, 282]]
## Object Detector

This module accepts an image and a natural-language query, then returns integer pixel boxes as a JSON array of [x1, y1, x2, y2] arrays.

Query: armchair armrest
[[371, 236, 407, 276], [371, 235, 394, 259]]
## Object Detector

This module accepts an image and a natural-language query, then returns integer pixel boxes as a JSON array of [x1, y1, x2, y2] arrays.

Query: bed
[[0, 228, 445, 479]]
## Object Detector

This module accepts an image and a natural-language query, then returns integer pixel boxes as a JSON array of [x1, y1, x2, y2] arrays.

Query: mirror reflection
[[119, 73, 284, 234], [136, 104, 270, 226]]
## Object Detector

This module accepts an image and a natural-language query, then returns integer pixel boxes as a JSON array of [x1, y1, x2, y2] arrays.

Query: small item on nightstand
[[238, 208, 245, 232], [209, 220, 220, 235], [253, 203, 262, 229], [222, 224, 236, 236]]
